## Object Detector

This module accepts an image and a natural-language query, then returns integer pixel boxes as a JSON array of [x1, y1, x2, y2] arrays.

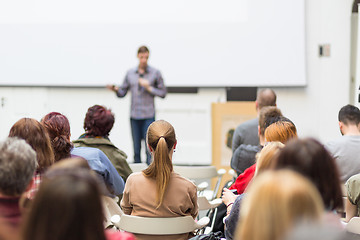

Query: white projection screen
[[0, 0, 305, 87]]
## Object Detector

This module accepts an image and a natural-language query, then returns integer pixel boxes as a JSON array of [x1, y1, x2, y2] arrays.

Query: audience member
[[325, 104, 360, 183], [9, 118, 55, 199], [229, 115, 294, 194], [264, 118, 297, 143], [235, 170, 324, 240], [273, 138, 343, 213], [41, 112, 73, 162], [73, 105, 132, 182], [121, 120, 198, 240], [231, 106, 282, 175], [0, 138, 37, 231], [232, 88, 277, 152], [22, 168, 135, 240], [223, 142, 284, 240]]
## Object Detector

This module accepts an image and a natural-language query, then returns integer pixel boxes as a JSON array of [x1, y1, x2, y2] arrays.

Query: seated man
[[0, 137, 37, 229], [73, 105, 132, 182], [230, 106, 282, 175], [326, 104, 360, 183]]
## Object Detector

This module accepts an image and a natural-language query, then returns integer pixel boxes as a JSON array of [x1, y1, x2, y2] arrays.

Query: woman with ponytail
[[41, 112, 73, 162], [121, 120, 198, 240]]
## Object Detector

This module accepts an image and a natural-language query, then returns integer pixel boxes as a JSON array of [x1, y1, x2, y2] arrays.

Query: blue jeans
[[130, 117, 154, 165]]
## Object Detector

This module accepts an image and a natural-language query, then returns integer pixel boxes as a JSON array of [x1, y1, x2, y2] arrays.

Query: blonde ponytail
[[143, 121, 176, 208]]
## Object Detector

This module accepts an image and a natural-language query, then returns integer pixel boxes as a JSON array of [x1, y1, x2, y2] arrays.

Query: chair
[[173, 165, 226, 200], [102, 196, 123, 228], [111, 211, 209, 235], [346, 217, 360, 234], [129, 163, 148, 173]]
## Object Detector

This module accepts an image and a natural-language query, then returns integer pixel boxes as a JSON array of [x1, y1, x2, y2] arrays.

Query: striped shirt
[[116, 65, 166, 119]]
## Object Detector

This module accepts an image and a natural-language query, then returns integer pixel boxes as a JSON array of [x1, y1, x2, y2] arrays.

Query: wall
[[0, 0, 354, 165]]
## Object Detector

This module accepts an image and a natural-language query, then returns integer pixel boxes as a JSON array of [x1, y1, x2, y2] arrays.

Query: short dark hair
[[273, 138, 343, 211], [84, 105, 115, 137], [138, 45, 149, 54], [41, 112, 73, 162], [258, 106, 282, 135], [338, 104, 360, 125]]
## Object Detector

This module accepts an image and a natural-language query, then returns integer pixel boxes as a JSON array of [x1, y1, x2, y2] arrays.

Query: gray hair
[[0, 137, 37, 196]]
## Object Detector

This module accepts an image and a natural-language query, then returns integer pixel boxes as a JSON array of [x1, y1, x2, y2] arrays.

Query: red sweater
[[229, 164, 256, 194]]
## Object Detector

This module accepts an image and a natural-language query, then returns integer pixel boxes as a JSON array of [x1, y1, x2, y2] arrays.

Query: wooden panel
[[211, 102, 257, 195]]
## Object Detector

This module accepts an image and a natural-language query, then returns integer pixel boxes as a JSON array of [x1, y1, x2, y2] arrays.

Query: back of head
[[41, 112, 73, 162], [143, 120, 176, 207], [338, 104, 360, 126], [256, 89, 277, 110], [84, 105, 115, 137], [258, 106, 283, 135], [236, 170, 323, 240], [0, 137, 37, 196], [255, 141, 284, 176], [273, 138, 343, 210], [23, 169, 106, 240], [9, 118, 54, 172], [264, 120, 297, 144]]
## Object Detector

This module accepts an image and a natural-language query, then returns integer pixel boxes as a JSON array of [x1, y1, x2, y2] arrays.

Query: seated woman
[[121, 120, 198, 240], [73, 105, 132, 182], [235, 170, 324, 240], [273, 138, 343, 224], [22, 168, 135, 240], [41, 112, 73, 162], [9, 118, 55, 199]]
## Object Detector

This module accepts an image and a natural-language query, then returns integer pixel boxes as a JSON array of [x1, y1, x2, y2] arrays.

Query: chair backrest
[[173, 165, 225, 200], [346, 217, 360, 234], [129, 163, 148, 173], [112, 214, 209, 235], [173, 165, 218, 179], [102, 196, 123, 228]]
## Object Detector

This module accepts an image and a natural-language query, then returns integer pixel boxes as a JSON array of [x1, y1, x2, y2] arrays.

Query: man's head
[[84, 105, 115, 137], [137, 45, 150, 68], [338, 104, 360, 126], [258, 106, 283, 136], [0, 137, 37, 196], [256, 89, 277, 111], [338, 104, 360, 135]]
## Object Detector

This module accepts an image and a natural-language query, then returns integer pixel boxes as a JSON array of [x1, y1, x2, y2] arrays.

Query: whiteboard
[[0, 0, 305, 87]]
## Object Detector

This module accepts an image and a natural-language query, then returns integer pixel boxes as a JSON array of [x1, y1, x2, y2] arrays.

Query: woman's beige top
[[121, 171, 198, 240]]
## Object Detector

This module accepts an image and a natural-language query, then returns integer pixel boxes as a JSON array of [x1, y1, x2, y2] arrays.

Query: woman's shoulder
[[105, 230, 136, 240], [171, 172, 197, 188]]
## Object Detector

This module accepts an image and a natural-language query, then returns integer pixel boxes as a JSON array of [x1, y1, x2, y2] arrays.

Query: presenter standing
[[107, 46, 167, 165]]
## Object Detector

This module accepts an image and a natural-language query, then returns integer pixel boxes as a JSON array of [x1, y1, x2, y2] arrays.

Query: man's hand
[[138, 78, 152, 91], [106, 84, 118, 92]]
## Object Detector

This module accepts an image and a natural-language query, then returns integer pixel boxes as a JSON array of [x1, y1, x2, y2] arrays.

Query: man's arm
[[231, 144, 260, 175], [139, 70, 167, 98]]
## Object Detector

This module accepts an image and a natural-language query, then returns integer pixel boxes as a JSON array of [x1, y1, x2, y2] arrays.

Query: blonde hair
[[264, 121, 297, 144], [235, 170, 323, 240], [142, 120, 176, 207], [255, 141, 284, 176]]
